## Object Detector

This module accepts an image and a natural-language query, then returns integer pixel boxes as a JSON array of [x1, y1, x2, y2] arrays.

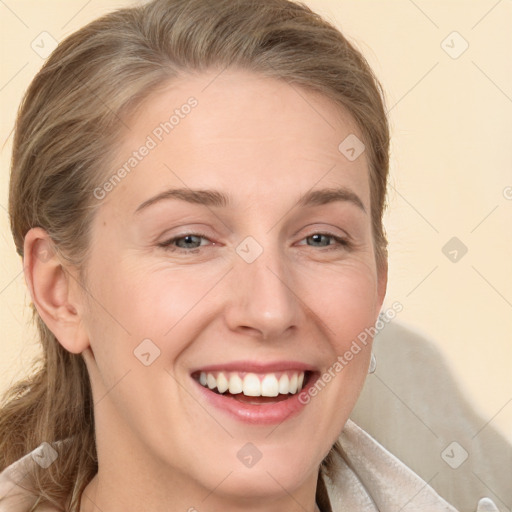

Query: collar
[[322, 419, 459, 512]]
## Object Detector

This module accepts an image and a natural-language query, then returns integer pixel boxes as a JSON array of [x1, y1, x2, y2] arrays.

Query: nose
[[223, 243, 302, 340]]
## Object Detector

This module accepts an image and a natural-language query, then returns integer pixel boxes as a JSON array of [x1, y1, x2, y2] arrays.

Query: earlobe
[[23, 227, 90, 354]]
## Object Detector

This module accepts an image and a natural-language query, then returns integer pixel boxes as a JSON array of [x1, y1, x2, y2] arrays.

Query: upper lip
[[190, 360, 318, 374]]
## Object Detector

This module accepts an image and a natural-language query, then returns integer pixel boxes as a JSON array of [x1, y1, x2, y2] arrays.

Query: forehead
[[103, 69, 370, 214]]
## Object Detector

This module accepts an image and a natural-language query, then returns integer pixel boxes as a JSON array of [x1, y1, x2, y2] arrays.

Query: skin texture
[[24, 69, 387, 512]]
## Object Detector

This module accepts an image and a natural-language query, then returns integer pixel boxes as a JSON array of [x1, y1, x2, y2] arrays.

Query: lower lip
[[192, 374, 317, 425]]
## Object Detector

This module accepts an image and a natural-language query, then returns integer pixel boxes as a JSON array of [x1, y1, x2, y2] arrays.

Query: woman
[[0, 0, 498, 511]]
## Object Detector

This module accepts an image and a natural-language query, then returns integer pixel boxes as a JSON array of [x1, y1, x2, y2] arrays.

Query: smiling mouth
[[191, 370, 312, 404]]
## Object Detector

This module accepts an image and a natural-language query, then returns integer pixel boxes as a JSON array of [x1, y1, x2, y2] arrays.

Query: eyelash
[[158, 232, 351, 254]]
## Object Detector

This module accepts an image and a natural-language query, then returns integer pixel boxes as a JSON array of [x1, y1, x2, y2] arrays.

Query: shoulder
[[0, 443, 63, 512]]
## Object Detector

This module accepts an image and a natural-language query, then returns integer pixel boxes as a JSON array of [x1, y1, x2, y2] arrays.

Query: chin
[[212, 461, 316, 502]]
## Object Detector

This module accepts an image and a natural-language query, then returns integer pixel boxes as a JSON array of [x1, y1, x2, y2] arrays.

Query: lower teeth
[[231, 393, 291, 404], [215, 390, 292, 403]]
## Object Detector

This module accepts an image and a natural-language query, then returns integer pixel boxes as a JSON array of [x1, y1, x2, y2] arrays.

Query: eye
[[158, 233, 213, 252], [157, 231, 350, 254], [298, 233, 350, 251]]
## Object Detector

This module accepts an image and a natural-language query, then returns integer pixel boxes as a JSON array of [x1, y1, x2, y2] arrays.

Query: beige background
[[1, 0, 511, 450]]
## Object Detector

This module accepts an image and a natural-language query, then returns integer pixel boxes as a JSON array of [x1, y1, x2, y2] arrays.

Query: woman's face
[[78, 69, 386, 505]]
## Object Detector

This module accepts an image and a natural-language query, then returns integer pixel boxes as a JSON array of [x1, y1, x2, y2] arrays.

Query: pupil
[[311, 234, 327, 246], [180, 235, 199, 248]]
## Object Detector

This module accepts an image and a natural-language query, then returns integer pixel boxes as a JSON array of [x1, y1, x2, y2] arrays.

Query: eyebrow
[[134, 186, 366, 214]]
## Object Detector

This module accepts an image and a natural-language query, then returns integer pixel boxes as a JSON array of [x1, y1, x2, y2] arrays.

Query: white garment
[[0, 420, 499, 511], [327, 421, 499, 511], [351, 321, 511, 511]]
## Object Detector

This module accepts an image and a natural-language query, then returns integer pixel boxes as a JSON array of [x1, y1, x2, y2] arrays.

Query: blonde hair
[[2, 0, 389, 510]]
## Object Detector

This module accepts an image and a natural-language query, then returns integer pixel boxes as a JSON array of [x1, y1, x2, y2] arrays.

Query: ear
[[23, 227, 90, 354]]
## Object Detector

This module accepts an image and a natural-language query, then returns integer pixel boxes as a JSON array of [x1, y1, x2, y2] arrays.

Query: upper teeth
[[198, 371, 305, 397]]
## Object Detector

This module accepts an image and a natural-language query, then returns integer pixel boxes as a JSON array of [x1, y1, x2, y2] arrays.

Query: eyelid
[[294, 223, 352, 242], [155, 223, 216, 244]]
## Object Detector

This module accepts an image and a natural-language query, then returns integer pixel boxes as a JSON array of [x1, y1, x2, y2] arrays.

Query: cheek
[[295, 261, 379, 422], [298, 260, 380, 350], [84, 248, 380, 374], [82, 255, 224, 365]]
